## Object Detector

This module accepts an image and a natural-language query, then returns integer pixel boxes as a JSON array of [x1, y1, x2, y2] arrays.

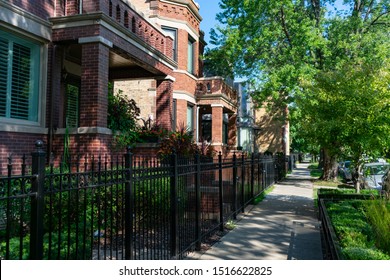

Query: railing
[[317, 191, 382, 260], [318, 199, 342, 260], [63, 0, 173, 58], [196, 78, 238, 103], [0, 141, 286, 260]]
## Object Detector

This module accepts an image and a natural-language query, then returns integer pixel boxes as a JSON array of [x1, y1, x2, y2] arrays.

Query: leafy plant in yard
[[325, 200, 390, 260], [107, 83, 141, 149], [158, 125, 197, 157], [363, 198, 390, 255]]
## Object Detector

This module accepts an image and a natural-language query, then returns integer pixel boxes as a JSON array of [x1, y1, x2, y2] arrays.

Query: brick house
[[0, 0, 238, 173], [235, 81, 290, 156], [114, 0, 238, 156]]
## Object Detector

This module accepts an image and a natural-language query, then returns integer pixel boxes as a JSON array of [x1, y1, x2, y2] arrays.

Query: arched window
[[109, 1, 113, 17], [116, 5, 121, 22], [124, 11, 129, 28], [131, 17, 136, 33]]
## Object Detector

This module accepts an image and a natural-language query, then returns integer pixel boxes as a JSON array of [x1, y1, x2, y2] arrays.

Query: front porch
[[196, 77, 238, 157], [48, 0, 178, 160]]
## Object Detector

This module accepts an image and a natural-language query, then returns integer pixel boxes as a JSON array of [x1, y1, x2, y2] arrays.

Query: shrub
[[363, 199, 390, 255], [158, 125, 197, 157], [107, 83, 141, 149], [325, 199, 390, 259]]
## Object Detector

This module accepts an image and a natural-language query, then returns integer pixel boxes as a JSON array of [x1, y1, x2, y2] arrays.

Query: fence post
[[250, 153, 255, 202], [30, 140, 46, 260], [241, 153, 245, 213], [170, 152, 179, 258], [194, 152, 201, 251], [124, 147, 133, 260], [257, 153, 261, 193], [232, 153, 237, 220], [218, 152, 224, 232]]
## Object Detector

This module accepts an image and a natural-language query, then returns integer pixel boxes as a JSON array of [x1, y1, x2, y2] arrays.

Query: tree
[[207, 0, 390, 180], [297, 59, 390, 184]]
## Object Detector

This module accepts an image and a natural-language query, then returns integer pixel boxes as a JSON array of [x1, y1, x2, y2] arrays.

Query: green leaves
[[208, 0, 389, 178]]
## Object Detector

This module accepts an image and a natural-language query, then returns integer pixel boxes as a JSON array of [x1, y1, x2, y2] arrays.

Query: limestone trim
[[173, 92, 196, 104], [153, 17, 199, 40], [78, 36, 113, 48], [0, 0, 52, 41], [155, 75, 176, 82], [0, 123, 47, 134], [55, 127, 113, 135], [173, 69, 198, 80]]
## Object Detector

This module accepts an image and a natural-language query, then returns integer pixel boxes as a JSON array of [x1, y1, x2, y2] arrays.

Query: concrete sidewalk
[[187, 163, 323, 260]]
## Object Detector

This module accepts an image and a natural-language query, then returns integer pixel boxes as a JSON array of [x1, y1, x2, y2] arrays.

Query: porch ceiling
[[64, 44, 163, 78]]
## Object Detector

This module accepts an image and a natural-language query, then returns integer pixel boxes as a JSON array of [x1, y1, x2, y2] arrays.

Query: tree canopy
[[207, 0, 390, 181]]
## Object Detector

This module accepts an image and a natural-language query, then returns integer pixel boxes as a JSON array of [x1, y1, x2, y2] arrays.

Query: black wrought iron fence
[[0, 141, 286, 260]]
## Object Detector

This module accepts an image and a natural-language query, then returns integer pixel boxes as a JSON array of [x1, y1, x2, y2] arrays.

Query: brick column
[[211, 105, 223, 145], [156, 77, 174, 131], [80, 42, 109, 128], [228, 114, 237, 147]]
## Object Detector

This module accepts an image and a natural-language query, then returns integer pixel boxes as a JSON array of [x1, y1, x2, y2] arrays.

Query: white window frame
[[162, 26, 178, 62], [187, 36, 195, 74]]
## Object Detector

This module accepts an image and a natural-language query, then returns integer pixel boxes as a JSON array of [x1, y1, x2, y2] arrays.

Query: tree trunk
[[318, 148, 324, 169], [382, 169, 390, 194], [319, 148, 338, 181]]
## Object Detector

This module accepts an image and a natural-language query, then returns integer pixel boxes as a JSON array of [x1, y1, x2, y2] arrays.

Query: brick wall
[[173, 72, 197, 93], [254, 106, 285, 154], [0, 132, 46, 175], [212, 106, 223, 144], [156, 79, 173, 131], [156, 0, 200, 31], [8, 0, 55, 19], [80, 43, 109, 127], [175, 99, 188, 129], [114, 79, 156, 124]]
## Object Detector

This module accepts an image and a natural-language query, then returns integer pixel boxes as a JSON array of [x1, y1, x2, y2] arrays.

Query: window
[[0, 31, 40, 123], [201, 114, 212, 142], [187, 36, 195, 74], [162, 27, 177, 61], [222, 113, 229, 145], [65, 76, 80, 128], [187, 104, 194, 134]]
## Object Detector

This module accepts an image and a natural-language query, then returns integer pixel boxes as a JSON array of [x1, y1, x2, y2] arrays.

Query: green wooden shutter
[[66, 83, 79, 128]]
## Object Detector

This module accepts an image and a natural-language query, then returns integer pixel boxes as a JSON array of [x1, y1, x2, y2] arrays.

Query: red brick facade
[[0, 0, 239, 173]]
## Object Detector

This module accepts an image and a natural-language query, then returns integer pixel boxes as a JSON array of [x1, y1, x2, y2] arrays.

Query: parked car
[[360, 162, 390, 190], [338, 161, 353, 182]]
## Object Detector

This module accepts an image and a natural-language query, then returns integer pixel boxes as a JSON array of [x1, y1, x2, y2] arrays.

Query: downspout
[[47, 44, 57, 163], [79, 0, 83, 14], [196, 105, 200, 143]]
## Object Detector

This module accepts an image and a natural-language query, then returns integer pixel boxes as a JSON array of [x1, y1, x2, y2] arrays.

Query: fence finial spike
[[35, 140, 44, 148]]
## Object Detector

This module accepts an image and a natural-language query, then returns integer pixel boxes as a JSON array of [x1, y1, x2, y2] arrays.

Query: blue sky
[[196, 0, 221, 46], [195, 0, 350, 47]]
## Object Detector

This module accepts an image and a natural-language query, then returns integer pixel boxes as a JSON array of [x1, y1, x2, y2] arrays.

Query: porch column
[[211, 104, 223, 145], [79, 42, 110, 128], [228, 113, 237, 147], [156, 76, 174, 131]]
